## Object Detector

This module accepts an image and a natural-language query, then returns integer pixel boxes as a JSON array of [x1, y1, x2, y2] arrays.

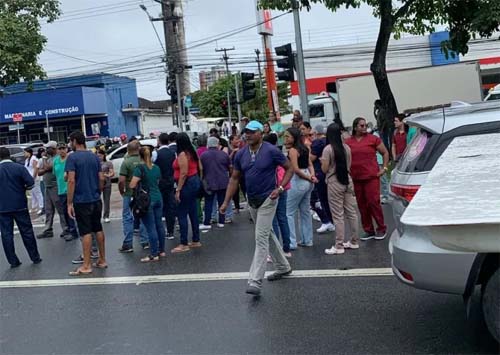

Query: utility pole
[[255, 49, 263, 90], [291, 0, 309, 122], [216, 47, 235, 128]]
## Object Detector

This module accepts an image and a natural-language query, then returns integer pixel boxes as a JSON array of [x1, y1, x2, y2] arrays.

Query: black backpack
[[130, 165, 151, 218]]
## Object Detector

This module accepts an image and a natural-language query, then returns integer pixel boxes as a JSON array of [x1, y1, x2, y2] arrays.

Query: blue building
[[0, 73, 140, 144]]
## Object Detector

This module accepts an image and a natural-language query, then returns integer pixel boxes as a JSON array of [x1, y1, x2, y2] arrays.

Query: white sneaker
[[342, 241, 360, 249], [311, 210, 321, 221], [316, 223, 335, 233], [217, 223, 225, 228], [324, 247, 345, 255], [199, 224, 211, 231], [104, 218, 111, 223]]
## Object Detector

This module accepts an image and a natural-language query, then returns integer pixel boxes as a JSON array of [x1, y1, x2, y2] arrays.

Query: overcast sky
[[39, 0, 380, 100]]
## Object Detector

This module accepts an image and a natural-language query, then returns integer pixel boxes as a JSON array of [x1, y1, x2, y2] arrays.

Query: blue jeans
[[211, 196, 233, 220], [178, 176, 201, 245], [312, 177, 332, 224], [379, 164, 389, 198], [140, 200, 165, 256], [272, 191, 291, 253], [59, 194, 78, 237], [122, 196, 148, 248], [0, 210, 41, 266], [204, 189, 226, 225], [286, 174, 314, 247]]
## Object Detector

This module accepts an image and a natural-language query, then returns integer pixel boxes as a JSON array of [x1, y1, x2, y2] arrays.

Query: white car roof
[[405, 101, 500, 134]]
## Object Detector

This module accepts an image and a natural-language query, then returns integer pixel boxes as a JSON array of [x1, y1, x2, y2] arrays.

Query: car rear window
[[396, 128, 439, 173]]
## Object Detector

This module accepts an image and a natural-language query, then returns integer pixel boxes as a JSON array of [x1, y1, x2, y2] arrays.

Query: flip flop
[[92, 263, 108, 269], [69, 268, 93, 276]]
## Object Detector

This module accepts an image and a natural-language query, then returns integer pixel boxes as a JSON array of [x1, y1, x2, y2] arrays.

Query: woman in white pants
[[24, 148, 44, 213]]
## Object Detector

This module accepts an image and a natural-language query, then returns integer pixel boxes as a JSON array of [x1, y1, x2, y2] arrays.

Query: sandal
[[141, 255, 160, 263], [92, 262, 108, 269], [188, 242, 202, 248], [69, 268, 92, 276], [171, 245, 190, 254]]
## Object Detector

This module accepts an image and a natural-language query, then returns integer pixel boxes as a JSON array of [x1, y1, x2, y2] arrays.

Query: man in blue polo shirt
[[0, 147, 42, 268], [221, 120, 294, 296]]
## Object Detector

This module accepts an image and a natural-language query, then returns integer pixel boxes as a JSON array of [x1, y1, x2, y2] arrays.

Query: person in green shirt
[[269, 111, 285, 150], [118, 141, 148, 252], [53, 143, 79, 241], [407, 126, 417, 145], [130, 146, 166, 262]]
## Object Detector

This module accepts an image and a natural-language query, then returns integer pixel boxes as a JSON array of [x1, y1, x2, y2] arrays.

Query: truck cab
[[307, 92, 340, 126]]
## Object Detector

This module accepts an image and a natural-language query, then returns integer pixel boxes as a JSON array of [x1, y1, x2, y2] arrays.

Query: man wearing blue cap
[[221, 120, 294, 296]]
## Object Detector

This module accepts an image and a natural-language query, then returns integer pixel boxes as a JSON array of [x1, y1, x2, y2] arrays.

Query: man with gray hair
[[37, 140, 68, 239], [199, 136, 232, 231]]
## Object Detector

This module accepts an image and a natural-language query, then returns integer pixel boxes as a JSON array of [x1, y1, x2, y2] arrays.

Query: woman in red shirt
[[172, 133, 202, 253], [345, 117, 389, 241]]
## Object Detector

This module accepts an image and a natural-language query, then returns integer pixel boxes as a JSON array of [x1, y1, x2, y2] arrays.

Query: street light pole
[[291, 0, 309, 122]]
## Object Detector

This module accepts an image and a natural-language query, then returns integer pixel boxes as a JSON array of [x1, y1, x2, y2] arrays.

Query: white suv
[[389, 101, 500, 342]]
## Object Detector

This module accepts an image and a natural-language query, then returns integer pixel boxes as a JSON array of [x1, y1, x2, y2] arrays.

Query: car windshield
[[86, 140, 98, 149], [309, 104, 324, 118], [486, 93, 500, 101]]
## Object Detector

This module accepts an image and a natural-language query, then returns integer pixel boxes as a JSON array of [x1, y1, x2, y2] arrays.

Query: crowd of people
[[0, 109, 412, 295]]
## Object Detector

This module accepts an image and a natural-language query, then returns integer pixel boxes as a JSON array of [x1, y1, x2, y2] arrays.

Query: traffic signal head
[[241, 72, 256, 102], [275, 43, 294, 82]]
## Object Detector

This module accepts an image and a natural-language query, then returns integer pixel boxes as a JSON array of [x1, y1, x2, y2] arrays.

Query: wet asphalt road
[[0, 206, 498, 354]]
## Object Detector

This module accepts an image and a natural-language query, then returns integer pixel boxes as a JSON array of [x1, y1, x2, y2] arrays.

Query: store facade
[[0, 73, 141, 144]]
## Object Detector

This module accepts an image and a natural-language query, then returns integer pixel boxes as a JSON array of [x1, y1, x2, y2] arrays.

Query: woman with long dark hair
[[321, 123, 360, 255], [130, 147, 166, 262], [171, 133, 201, 253], [285, 127, 317, 248], [345, 117, 389, 241]]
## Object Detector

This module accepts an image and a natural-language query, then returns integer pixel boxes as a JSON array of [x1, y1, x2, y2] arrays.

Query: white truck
[[307, 61, 483, 127]]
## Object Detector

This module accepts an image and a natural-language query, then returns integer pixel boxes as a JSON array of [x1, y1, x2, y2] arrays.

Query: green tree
[[192, 75, 291, 120], [259, 0, 500, 134], [0, 0, 60, 87]]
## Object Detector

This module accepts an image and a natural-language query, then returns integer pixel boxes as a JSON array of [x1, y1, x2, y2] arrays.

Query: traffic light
[[241, 72, 256, 101], [275, 43, 294, 82]]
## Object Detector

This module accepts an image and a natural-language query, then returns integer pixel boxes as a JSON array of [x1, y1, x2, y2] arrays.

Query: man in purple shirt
[[200, 137, 232, 230], [221, 121, 294, 296]]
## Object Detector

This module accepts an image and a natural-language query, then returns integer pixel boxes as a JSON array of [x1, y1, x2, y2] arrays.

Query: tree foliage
[[259, 0, 500, 133], [0, 0, 61, 87], [192, 75, 290, 121]]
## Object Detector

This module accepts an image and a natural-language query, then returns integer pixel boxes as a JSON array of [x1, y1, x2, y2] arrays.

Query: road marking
[[0, 268, 393, 289]]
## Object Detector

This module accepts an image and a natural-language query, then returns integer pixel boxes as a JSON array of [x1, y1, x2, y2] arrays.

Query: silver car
[[389, 101, 500, 340]]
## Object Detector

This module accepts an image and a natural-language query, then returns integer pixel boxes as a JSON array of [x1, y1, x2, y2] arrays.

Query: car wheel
[[482, 267, 500, 343]]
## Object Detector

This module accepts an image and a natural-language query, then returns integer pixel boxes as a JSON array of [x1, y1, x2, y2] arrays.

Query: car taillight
[[391, 184, 420, 202], [398, 269, 414, 282]]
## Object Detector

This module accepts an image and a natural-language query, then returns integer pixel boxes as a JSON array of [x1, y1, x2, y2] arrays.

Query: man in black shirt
[[156, 133, 177, 239]]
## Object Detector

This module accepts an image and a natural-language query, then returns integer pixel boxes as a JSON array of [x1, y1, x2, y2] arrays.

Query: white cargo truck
[[307, 61, 483, 126]]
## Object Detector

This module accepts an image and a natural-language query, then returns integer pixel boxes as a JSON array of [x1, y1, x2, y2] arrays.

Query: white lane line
[[0, 268, 393, 289]]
